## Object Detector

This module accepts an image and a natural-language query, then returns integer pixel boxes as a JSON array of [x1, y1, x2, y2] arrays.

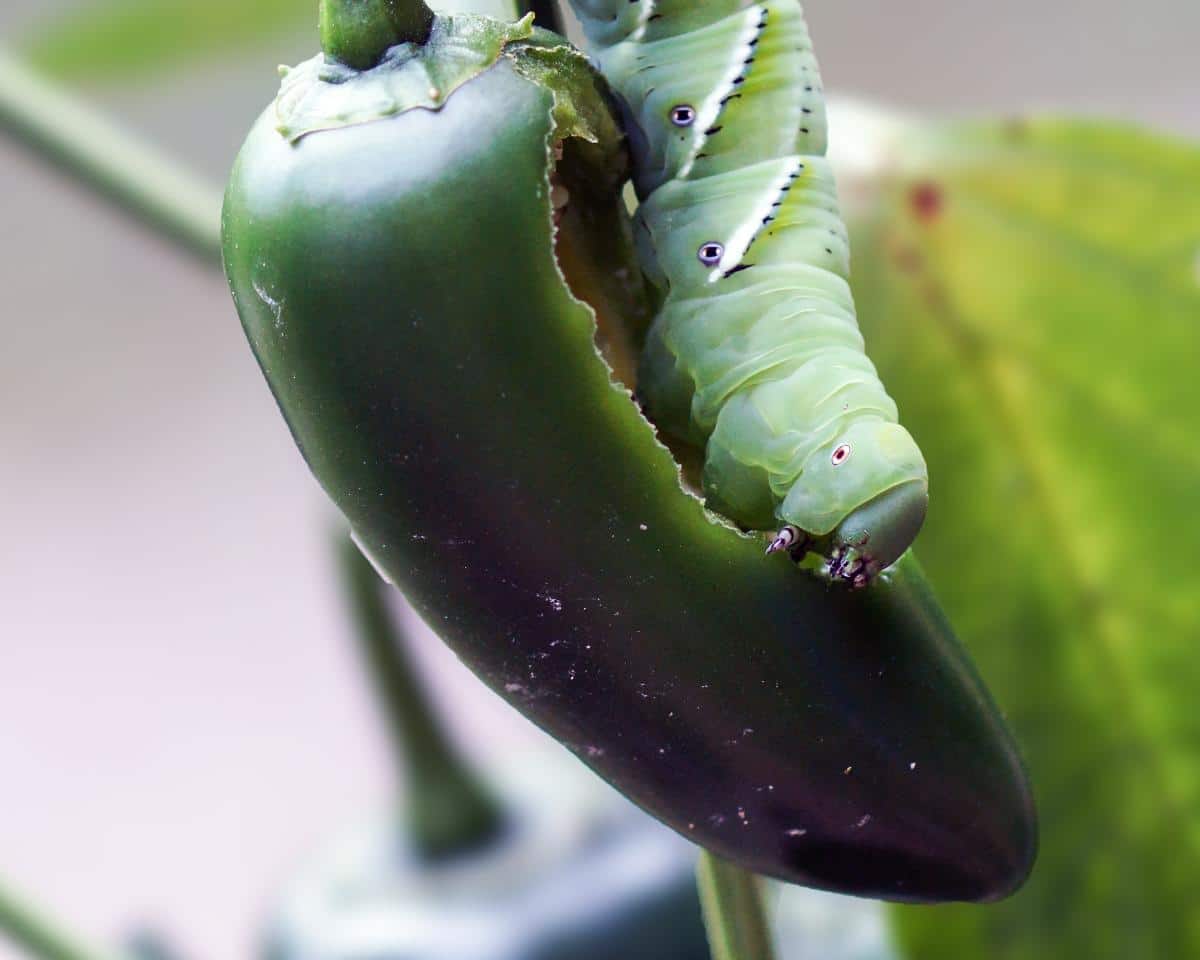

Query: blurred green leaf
[[851, 119, 1200, 958], [21, 0, 518, 83], [22, 0, 312, 81]]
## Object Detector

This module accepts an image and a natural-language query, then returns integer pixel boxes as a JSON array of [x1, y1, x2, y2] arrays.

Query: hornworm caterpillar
[[567, 0, 928, 586]]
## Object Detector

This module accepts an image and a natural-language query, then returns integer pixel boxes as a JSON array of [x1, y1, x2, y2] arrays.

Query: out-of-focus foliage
[[20, 0, 516, 83], [851, 119, 1200, 959], [22, 0, 312, 81]]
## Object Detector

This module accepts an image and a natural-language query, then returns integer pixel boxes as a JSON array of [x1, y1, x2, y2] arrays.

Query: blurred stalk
[[518, 1, 565, 33], [0, 878, 114, 960], [0, 52, 221, 264], [697, 852, 778, 960], [123, 929, 186, 960], [337, 534, 506, 859]]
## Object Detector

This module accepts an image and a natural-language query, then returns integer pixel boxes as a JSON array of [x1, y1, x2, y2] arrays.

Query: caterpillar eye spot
[[832, 443, 852, 466], [670, 105, 696, 127], [698, 242, 724, 266]]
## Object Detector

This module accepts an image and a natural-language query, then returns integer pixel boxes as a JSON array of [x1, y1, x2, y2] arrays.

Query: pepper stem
[[320, 0, 436, 70], [696, 852, 779, 960], [337, 533, 505, 860]]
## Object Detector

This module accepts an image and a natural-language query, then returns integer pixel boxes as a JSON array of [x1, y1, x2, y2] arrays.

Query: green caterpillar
[[567, 0, 928, 586]]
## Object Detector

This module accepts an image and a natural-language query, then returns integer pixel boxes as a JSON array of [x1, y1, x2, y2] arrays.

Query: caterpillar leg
[[828, 547, 872, 589], [767, 528, 874, 587], [765, 525, 810, 559]]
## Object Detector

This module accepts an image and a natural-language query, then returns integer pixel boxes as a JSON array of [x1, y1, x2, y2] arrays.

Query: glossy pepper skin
[[223, 11, 1036, 903], [268, 534, 711, 960]]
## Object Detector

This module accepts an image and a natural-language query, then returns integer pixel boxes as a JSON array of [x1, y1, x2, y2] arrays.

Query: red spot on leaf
[[910, 181, 944, 223]]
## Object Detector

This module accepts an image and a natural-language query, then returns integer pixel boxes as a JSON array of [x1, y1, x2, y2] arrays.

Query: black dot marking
[[832, 443, 852, 466], [698, 242, 724, 266]]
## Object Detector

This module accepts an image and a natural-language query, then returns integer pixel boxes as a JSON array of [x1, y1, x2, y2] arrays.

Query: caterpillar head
[[827, 477, 929, 586], [779, 420, 929, 585]]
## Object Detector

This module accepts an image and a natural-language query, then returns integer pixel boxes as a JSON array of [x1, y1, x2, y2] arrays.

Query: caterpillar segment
[[569, 1, 928, 585]]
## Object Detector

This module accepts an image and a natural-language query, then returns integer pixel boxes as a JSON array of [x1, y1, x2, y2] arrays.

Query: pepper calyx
[[276, 13, 535, 142]]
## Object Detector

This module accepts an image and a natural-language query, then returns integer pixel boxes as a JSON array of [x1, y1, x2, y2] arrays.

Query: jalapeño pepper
[[222, 0, 1036, 903]]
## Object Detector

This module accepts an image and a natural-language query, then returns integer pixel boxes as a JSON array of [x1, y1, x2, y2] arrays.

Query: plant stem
[[0, 52, 221, 265], [0, 878, 114, 960], [520, 0, 565, 34], [337, 533, 506, 860], [320, 0, 436, 69], [697, 851, 779, 960]]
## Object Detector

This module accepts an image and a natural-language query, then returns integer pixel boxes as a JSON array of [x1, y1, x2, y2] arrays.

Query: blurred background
[[1, 2, 1197, 959]]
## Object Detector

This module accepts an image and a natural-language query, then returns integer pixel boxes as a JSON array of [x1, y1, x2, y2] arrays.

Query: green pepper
[[223, 0, 1036, 903]]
